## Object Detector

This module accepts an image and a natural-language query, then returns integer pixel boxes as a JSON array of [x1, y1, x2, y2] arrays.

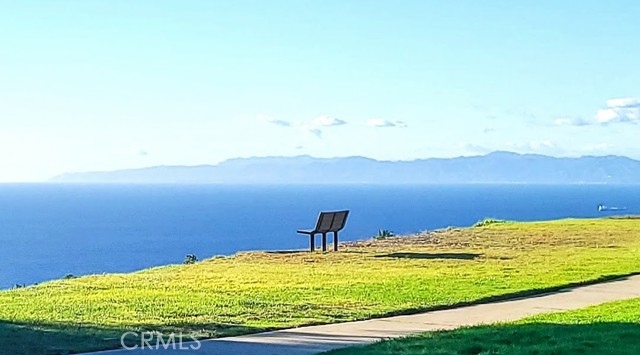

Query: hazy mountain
[[49, 151, 640, 184]]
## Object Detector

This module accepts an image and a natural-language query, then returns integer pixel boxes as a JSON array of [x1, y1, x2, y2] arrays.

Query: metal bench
[[297, 210, 349, 252]]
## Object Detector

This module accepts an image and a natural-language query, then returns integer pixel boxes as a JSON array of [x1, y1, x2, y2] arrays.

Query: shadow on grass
[[609, 215, 640, 219], [0, 320, 266, 355], [325, 322, 640, 354], [265, 250, 308, 254], [374, 252, 481, 260]]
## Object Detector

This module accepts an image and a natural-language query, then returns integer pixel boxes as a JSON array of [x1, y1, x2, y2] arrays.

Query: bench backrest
[[315, 210, 349, 233]]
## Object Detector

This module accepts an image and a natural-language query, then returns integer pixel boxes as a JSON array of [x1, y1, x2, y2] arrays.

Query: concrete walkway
[[93, 274, 640, 355]]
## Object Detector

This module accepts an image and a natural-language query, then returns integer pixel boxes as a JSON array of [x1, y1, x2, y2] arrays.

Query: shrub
[[473, 218, 507, 228], [375, 229, 395, 239], [184, 254, 198, 264]]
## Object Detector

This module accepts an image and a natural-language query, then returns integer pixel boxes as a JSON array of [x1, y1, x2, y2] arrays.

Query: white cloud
[[258, 114, 291, 127], [595, 97, 640, 124], [368, 119, 407, 128], [257, 113, 350, 139], [606, 98, 640, 108], [528, 140, 556, 151], [368, 119, 393, 127], [314, 115, 346, 126], [553, 117, 590, 126], [297, 114, 346, 138], [595, 109, 620, 123], [301, 125, 322, 137], [505, 140, 560, 154]]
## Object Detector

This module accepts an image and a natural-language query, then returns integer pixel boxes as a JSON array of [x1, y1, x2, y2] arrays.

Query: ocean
[[0, 184, 638, 289]]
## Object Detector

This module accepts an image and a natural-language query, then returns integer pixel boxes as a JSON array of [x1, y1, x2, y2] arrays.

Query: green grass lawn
[[327, 297, 640, 355], [1, 218, 640, 354]]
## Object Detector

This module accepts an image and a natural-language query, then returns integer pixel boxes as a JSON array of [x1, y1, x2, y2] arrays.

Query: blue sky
[[1, 1, 639, 182]]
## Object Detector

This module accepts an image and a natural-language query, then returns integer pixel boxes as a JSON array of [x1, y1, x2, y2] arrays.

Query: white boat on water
[[598, 204, 627, 212]]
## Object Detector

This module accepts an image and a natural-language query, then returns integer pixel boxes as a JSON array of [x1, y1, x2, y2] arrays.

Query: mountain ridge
[[49, 152, 640, 184]]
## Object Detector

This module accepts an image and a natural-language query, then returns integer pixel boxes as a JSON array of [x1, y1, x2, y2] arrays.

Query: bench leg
[[322, 233, 327, 252], [310, 234, 315, 252], [333, 232, 339, 251]]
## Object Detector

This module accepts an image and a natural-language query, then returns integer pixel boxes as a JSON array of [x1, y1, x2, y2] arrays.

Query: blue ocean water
[[0, 184, 638, 289]]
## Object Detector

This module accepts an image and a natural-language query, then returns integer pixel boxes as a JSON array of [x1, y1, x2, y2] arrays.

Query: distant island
[[49, 151, 640, 184]]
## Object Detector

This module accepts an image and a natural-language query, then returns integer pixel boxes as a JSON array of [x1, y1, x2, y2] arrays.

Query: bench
[[297, 210, 349, 252]]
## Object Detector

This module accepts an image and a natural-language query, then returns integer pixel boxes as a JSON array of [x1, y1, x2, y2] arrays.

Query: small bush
[[375, 229, 395, 239], [63, 274, 76, 280], [184, 254, 198, 264], [473, 218, 507, 228]]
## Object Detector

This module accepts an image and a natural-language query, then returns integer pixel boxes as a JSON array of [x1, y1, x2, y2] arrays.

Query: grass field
[[1, 218, 640, 354], [327, 297, 640, 354]]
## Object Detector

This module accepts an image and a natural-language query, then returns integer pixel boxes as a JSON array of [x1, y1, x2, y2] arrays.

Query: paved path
[[92, 274, 640, 355]]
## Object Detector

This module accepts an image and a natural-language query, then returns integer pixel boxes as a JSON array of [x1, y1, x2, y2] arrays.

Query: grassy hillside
[[1, 218, 640, 354], [327, 297, 640, 354]]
